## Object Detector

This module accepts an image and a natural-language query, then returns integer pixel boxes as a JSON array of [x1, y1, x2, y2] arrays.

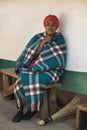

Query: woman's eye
[[46, 24, 55, 26], [46, 23, 50, 26]]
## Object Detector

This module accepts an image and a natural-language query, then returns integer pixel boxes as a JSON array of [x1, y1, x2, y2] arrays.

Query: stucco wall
[[0, 0, 87, 72]]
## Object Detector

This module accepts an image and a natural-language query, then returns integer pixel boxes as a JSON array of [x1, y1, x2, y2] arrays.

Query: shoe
[[23, 111, 37, 120], [12, 111, 23, 122]]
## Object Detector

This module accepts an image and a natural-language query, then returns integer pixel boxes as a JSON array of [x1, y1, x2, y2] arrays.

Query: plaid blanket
[[14, 32, 67, 111]]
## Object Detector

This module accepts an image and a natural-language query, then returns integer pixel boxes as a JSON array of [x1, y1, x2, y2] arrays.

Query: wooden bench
[[0, 68, 18, 97], [0, 68, 82, 124], [0, 68, 61, 119]]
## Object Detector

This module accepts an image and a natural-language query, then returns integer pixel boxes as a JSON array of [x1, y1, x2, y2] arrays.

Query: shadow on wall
[[59, 14, 67, 34]]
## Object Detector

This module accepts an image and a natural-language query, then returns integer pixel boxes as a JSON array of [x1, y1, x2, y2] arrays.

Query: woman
[[12, 14, 67, 122]]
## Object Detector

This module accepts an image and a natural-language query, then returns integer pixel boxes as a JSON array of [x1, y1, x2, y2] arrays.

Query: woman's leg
[[12, 77, 25, 122], [22, 71, 53, 120], [12, 97, 25, 122]]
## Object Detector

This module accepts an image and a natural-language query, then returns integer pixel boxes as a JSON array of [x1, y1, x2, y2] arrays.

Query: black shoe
[[23, 111, 37, 120], [12, 111, 23, 122]]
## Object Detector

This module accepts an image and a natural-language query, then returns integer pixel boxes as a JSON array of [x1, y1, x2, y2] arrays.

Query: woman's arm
[[32, 33, 67, 73], [34, 35, 53, 59]]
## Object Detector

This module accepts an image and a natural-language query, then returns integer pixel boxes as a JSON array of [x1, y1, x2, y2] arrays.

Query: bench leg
[[47, 87, 58, 116], [2, 73, 16, 97], [75, 109, 80, 130], [0, 73, 3, 90], [36, 87, 58, 119], [36, 89, 49, 119]]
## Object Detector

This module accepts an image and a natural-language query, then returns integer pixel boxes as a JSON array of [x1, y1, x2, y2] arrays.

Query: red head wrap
[[43, 14, 59, 28]]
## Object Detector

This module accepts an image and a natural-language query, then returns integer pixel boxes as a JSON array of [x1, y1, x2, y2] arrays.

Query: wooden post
[[36, 83, 60, 119], [75, 108, 80, 130]]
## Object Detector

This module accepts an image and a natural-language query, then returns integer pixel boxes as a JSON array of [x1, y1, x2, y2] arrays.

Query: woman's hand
[[42, 35, 53, 45]]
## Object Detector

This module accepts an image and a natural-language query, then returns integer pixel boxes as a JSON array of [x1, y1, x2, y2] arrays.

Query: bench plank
[[0, 68, 18, 78]]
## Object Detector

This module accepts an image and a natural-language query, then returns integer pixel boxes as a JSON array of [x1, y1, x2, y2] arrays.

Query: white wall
[[0, 0, 87, 72]]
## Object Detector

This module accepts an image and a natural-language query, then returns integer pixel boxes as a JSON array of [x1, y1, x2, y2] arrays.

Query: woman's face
[[45, 21, 57, 35]]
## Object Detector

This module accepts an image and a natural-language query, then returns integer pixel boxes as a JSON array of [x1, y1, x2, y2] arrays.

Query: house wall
[[0, 0, 87, 72]]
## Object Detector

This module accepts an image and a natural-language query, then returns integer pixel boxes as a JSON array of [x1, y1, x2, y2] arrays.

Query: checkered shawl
[[14, 32, 66, 111]]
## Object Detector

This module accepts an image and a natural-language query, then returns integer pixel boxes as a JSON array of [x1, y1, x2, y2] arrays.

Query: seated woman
[[12, 14, 67, 122]]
